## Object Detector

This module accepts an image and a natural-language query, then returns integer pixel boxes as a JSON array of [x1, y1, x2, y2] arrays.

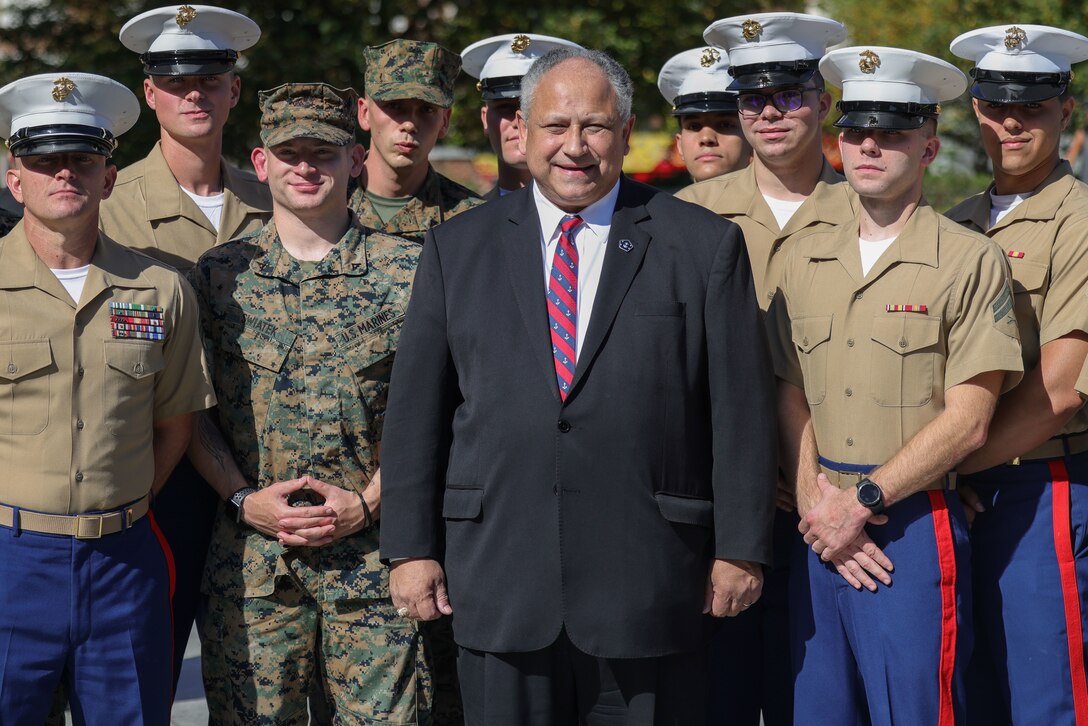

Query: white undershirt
[[50, 264, 90, 303], [181, 186, 225, 232], [762, 193, 805, 230], [859, 236, 897, 277], [533, 181, 621, 360], [988, 189, 1033, 228]]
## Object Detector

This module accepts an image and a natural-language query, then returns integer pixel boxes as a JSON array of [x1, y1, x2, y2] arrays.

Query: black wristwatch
[[856, 478, 886, 516], [227, 487, 257, 524]]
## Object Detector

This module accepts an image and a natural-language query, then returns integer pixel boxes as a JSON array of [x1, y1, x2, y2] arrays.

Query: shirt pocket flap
[[349, 322, 403, 382], [634, 301, 685, 317], [443, 488, 483, 520], [238, 327, 295, 373], [871, 315, 941, 355], [655, 492, 714, 527], [341, 307, 405, 382], [104, 341, 165, 380], [1008, 258, 1048, 294], [0, 340, 53, 382], [791, 315, 833, 354]]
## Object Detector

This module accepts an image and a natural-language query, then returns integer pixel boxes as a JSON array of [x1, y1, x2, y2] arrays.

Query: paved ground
[[170, 628, 210, 724], [68, 632, 768, 725]]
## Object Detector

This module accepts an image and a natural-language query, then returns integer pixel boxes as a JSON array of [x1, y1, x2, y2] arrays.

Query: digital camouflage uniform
[[191, 217, 425, 725], [0, 212, 18, 238], [0, 188, 21, 237], [354, 38, 483, 246], [192, 82, 430, 725], [349, 169, 482, 245], [354, 40, 479, 725]]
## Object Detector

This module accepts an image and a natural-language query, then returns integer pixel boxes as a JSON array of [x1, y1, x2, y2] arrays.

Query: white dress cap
[[704, 12, 846, 90], [0, 72, 140, 157], [461, 34, 582, 100], [820, 47, 967, 129], [657, 47, 738, 115], [950, 25, 1088, 102], [120, 5, 261, 76]]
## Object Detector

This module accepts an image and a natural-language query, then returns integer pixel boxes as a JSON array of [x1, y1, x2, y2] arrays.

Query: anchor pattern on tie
[[547, 215, 583, 400]]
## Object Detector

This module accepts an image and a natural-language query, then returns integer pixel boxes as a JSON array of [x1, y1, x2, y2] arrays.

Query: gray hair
[[520, 48, 633, 122]]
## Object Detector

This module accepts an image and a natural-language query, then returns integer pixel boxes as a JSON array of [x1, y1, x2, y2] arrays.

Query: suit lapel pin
[[618, 239, 634, 253]]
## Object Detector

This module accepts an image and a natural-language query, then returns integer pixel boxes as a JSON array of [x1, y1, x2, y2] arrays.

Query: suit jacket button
[[557, 420, 571, 433]]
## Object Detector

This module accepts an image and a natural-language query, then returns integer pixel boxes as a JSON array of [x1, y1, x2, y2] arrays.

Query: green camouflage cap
[[364, 39, 461, 108], [258, 82, 358, 147]]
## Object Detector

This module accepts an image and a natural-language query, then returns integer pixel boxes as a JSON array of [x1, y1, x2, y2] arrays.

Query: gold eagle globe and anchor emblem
[[700, 47, 721, 68], [741, 19, 763, 42], [1005, 26, 1027, 49], [858, 50, 881, 74], [176, 4, 198, 28], [511, 35, 531, 53], [52, 77, 76, 102]]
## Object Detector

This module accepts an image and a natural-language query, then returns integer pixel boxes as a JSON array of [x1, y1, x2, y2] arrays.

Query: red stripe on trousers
[[147, 510, 177, 702], [928, 490, 957, 726], [1048, 459, 1088, 726]]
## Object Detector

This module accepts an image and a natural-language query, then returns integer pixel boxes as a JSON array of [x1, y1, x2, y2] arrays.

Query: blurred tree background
[[2, 0, 1087, 206], [823, 0, 1088, 206], [0, 0, 801, 167]]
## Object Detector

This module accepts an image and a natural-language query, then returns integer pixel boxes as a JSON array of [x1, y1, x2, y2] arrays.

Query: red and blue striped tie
[[548, 215, 583, 400]]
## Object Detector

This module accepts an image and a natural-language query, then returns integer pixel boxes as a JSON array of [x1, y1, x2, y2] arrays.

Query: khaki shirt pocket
[[0, 340, 55, 435], [869, 315, 941, 407], [1008, 258, 1048, 296], [103, 340, 165, 435], [791, 315, 834, 405]]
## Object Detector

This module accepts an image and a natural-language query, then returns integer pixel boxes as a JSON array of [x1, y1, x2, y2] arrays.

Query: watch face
[[858, 481, 882, 507]]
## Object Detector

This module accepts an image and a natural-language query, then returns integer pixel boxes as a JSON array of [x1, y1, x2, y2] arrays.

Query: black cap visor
[[968, 68, 1069, 103], [479, 75, 522, 101], [727, 60, 818, 91], [141, 50, 238, 76], [672, 92, 739, 116], [8, 125, 116, 157], [833, 101, 939, 130]]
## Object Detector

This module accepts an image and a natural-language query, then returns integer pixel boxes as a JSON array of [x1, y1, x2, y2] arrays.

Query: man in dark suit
[[381, 47, 777, 725]]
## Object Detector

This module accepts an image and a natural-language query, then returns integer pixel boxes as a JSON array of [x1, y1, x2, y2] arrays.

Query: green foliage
[[0, 0, 805, 165], [822, 0, 1088, 173]]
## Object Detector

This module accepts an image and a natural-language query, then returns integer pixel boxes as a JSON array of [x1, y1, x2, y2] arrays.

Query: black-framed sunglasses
[[736, 87, 823, 117]]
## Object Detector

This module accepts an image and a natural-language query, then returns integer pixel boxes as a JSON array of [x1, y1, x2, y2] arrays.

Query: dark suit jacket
[[381, 176, 777, 658]]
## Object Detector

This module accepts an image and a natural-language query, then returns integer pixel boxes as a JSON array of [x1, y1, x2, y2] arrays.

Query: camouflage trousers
[[202, 580, 431, 725]]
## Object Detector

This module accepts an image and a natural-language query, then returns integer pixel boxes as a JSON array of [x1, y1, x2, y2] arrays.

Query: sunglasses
[[736, 88, 823, 117]]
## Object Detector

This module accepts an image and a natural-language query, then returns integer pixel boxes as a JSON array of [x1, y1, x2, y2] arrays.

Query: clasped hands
[[798, 473, 894, 592], [240, 470, 381, 546]]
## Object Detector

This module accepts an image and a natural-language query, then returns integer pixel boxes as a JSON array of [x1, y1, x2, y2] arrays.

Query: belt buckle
[[75, 514, 104, 539]]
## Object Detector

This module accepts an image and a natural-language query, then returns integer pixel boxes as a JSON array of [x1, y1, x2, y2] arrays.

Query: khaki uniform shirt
[[100, 142, 272, 272], [768, 205, 1023, 482], [1076, 356, 1088, 398], [349, 166, 482, 244], [676, 160, 855, 309], [947, 161, 1088, 445], [0, 226, 214, 513], [190, 218, 420, 600]]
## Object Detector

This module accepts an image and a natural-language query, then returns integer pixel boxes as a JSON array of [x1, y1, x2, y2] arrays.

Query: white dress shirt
[[532, 180, 621, 360]]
